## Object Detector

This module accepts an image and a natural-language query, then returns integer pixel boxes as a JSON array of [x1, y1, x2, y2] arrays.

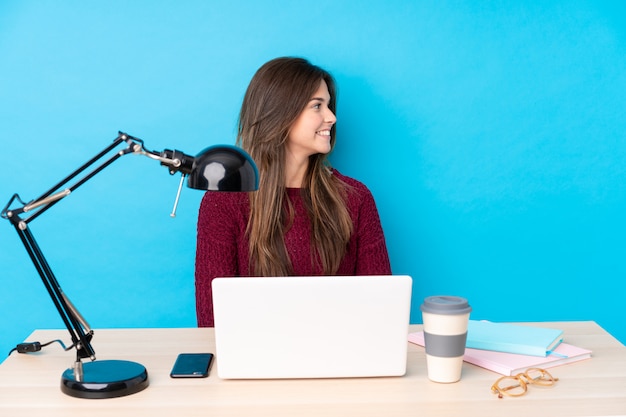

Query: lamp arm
[[1, 132, 177, 363], [2, 131, 258, 368], [140, 148, 196, 176], [3, 133, 133, 224], [12, 221, 96, 361], [138, 149, 183, 168], [23, 189, 72, 213]]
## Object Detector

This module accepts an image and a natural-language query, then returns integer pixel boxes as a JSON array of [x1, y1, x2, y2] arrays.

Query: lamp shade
[[188, 145, 259, 192]]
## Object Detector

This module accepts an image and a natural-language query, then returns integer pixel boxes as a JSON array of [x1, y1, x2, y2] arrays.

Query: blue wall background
[[1, 1, 625, 358]]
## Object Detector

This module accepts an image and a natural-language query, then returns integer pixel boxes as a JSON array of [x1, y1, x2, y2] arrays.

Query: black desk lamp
[[1, 132, 258, 399]]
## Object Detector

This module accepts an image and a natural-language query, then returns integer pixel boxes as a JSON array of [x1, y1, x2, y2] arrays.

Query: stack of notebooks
[[408, 320, 592, 376]]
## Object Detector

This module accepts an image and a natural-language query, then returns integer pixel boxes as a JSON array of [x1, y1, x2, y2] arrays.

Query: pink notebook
[[408, 331, 592, 376]]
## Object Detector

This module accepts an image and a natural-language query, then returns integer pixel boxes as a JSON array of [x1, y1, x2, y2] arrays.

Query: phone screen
[[170, 353, 214, 378]]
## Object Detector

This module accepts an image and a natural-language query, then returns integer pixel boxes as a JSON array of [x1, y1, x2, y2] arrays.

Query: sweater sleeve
[[353, 184, 392, 275], [195, 191, 249, 327]]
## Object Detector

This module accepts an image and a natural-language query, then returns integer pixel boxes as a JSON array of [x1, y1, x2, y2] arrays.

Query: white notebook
[[212, 275, 413, 379]]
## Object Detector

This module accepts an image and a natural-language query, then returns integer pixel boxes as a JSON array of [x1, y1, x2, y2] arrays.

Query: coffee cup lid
[[420, 295, 472, 315]]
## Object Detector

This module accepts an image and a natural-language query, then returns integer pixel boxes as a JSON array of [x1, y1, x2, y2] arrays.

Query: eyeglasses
[[491, 368, 559, 399]]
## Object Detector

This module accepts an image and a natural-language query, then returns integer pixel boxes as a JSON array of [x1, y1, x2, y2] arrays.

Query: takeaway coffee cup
[[420, 296, 472, 383]]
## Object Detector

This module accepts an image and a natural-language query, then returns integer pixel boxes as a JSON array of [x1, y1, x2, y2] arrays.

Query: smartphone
[[170, 353, 214, 378]]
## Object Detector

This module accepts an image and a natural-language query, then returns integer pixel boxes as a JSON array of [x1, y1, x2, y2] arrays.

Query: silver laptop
[[212, 275, 412, 379]]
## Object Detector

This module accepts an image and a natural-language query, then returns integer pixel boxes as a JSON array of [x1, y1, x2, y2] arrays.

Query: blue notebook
[[466, 320, 563, 357]]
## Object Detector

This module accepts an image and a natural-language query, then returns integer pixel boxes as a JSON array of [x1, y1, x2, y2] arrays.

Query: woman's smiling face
[[286, 79, 337, 161]]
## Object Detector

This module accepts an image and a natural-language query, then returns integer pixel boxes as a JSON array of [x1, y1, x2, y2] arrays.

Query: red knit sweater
[[194, 170, 392, 327]]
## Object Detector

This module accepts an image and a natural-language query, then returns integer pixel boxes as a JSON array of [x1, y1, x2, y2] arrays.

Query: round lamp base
[[61, 359, 149, 399]]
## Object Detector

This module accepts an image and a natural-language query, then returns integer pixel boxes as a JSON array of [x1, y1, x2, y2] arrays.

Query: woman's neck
[[284, 154, 309, 188]]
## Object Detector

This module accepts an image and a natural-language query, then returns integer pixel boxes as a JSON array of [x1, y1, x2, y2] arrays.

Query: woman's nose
[[325, 108, 337, 124]]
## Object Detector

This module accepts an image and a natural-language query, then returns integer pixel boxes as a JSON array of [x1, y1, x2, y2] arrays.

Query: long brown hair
[[237, 57, 353, 276]]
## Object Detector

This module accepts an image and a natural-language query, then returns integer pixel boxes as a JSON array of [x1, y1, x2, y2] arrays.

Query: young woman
[[195, 57, 391, 326]]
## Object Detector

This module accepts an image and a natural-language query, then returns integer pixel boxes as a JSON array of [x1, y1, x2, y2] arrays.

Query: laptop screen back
[[212, 275, 412, 379]]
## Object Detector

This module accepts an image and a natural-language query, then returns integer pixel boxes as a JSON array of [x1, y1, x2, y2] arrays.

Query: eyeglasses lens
[[496, 377, 526, 396], [525, 368, 556, 386]]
